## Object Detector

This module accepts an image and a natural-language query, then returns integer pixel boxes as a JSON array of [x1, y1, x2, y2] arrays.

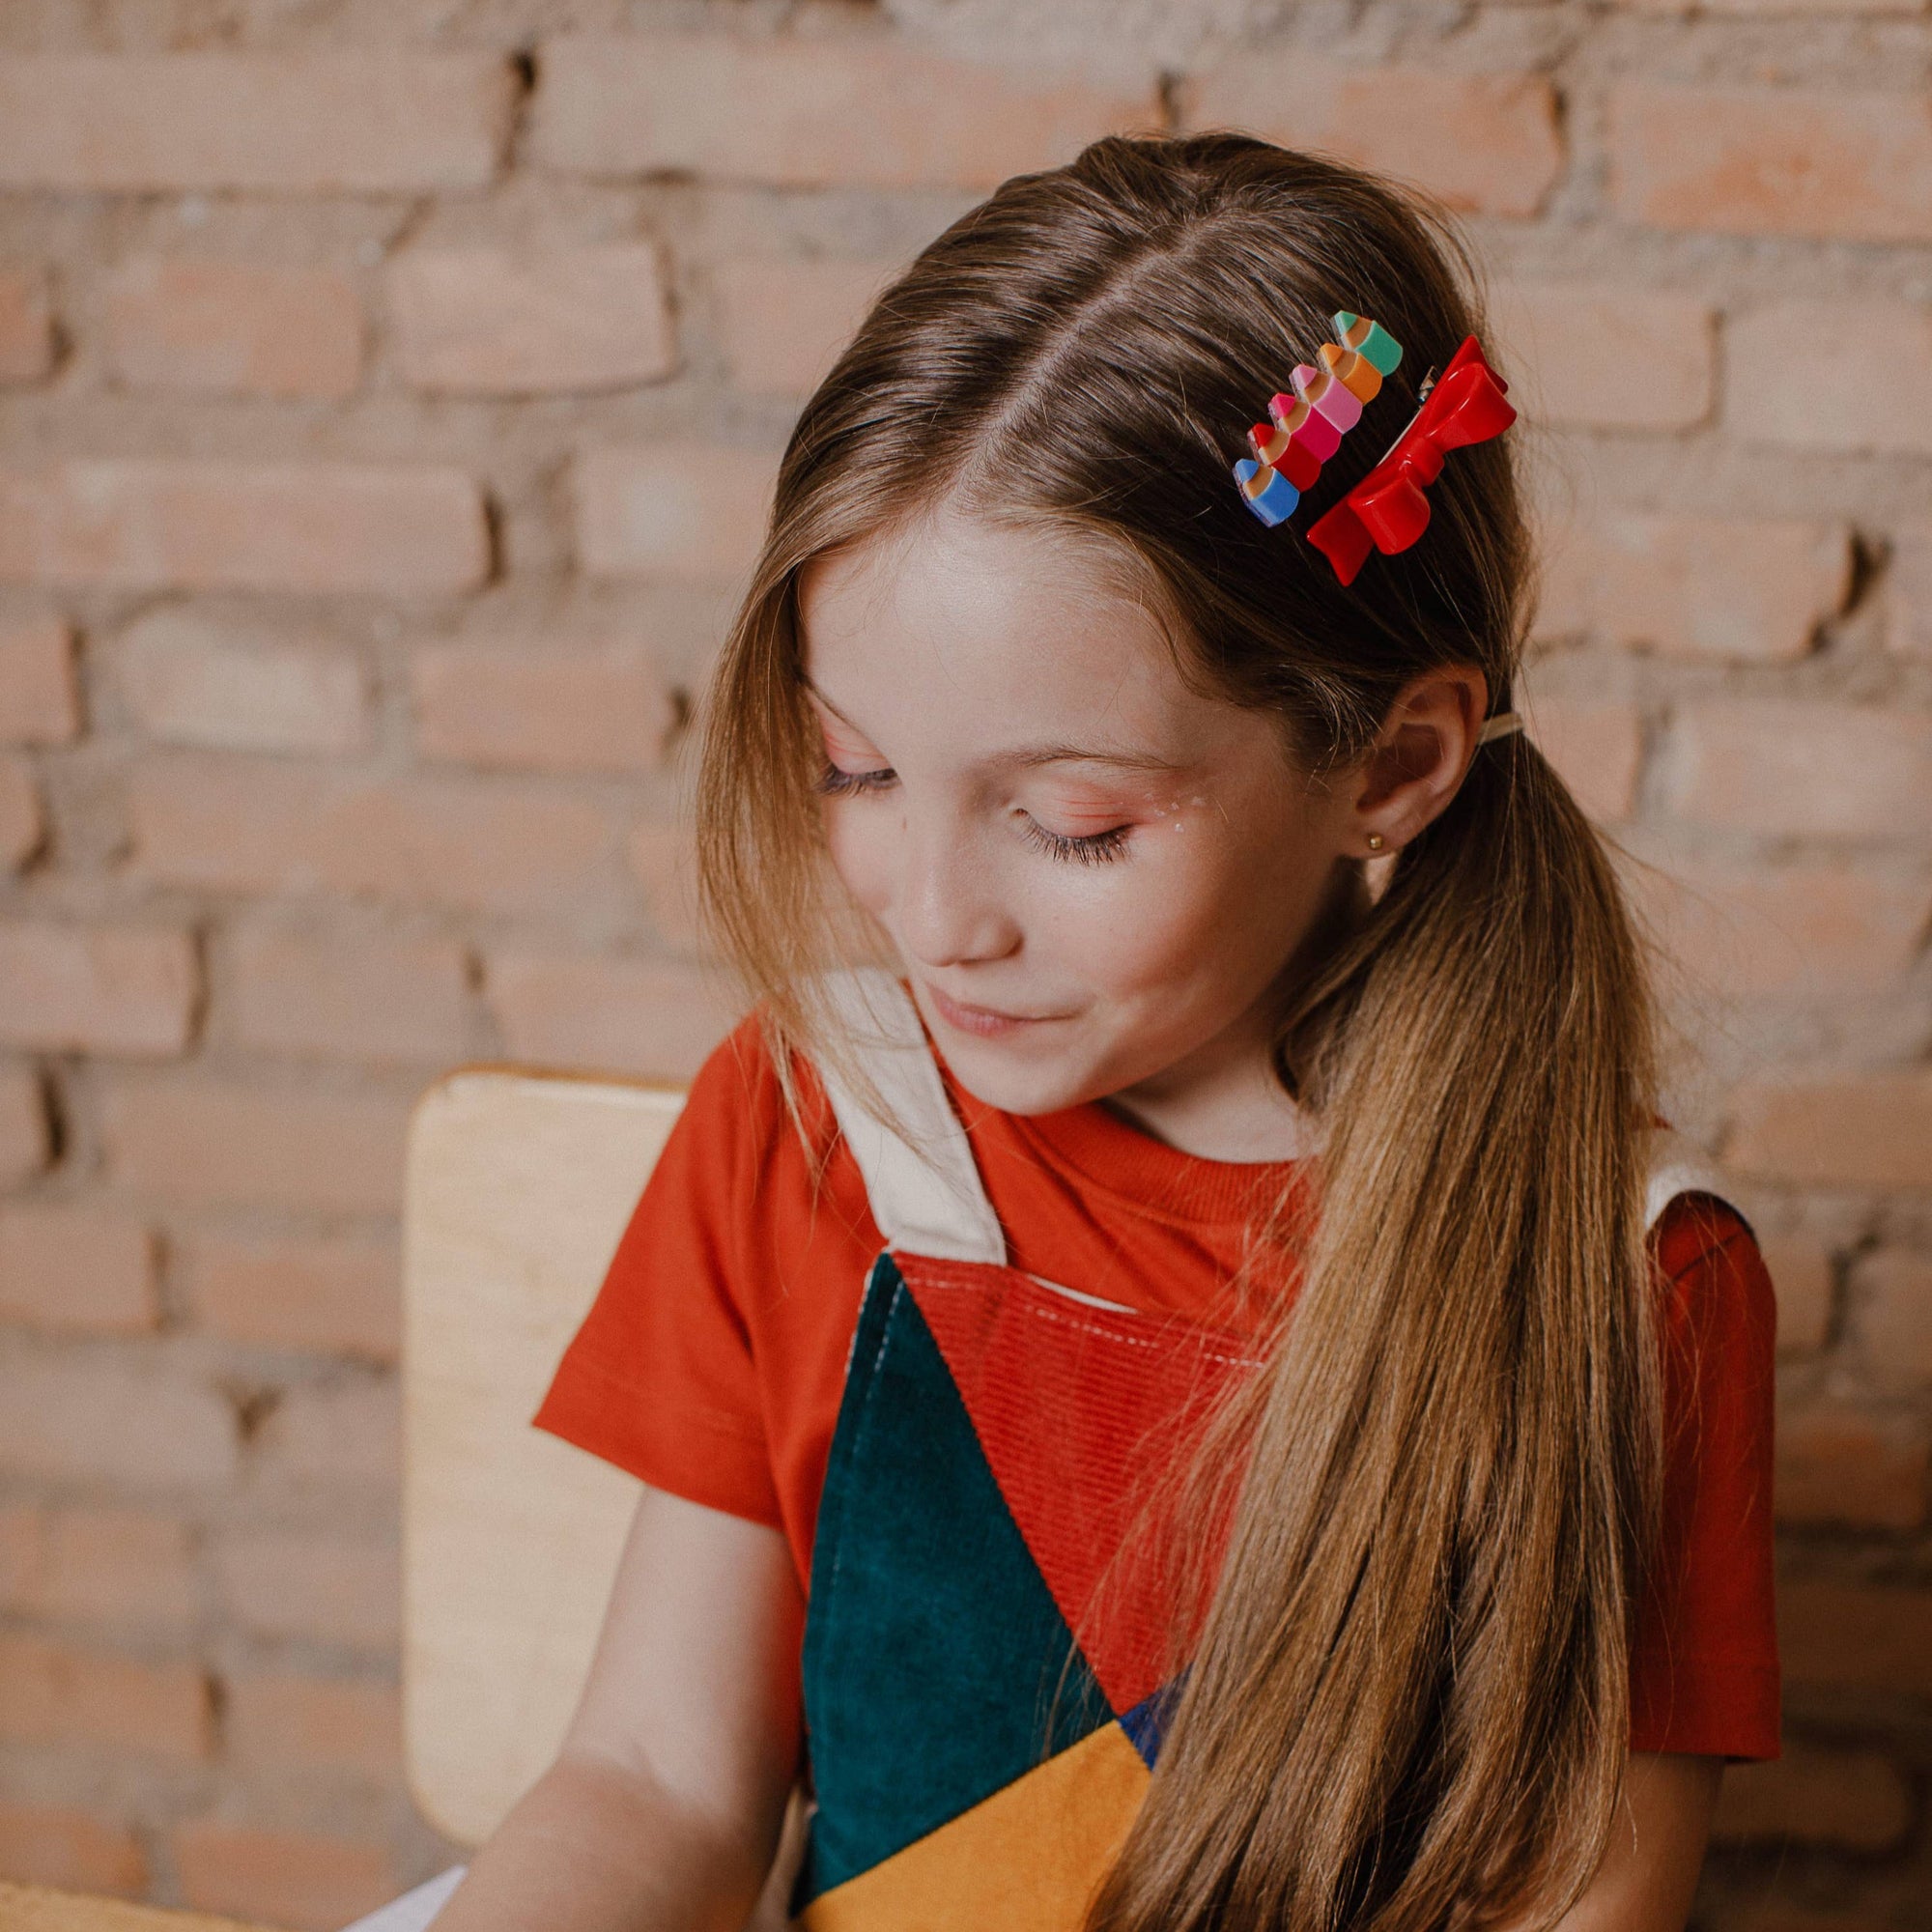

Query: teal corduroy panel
[[797, 1254, 1110, 1904]]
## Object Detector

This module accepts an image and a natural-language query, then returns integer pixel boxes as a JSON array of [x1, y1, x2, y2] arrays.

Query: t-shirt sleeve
[[530, 1015, 789, 1530], [1628, 1192, 1781, 1760]]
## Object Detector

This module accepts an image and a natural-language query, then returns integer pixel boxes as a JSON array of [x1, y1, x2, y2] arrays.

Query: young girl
[[433, 134, 1777, 1932]]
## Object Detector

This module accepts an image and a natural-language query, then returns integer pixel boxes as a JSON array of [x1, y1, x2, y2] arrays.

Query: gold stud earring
[[1366, 832, 1386, 853]]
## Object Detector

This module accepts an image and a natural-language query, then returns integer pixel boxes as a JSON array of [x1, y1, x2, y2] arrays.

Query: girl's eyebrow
[[1001, 743, 1192, 776], [803, 675, 1190, 776]]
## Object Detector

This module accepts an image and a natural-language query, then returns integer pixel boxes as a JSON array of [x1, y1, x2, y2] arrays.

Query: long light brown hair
[[696, 134, 1662, 1932]]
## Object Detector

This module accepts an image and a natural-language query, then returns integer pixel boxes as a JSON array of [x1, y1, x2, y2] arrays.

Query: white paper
[[339, 1866, 469, 1932]]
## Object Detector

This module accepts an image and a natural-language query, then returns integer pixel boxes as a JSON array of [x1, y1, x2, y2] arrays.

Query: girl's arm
[[1525, 1751, 1722, 1932], [430, 1484, 806, 1932]]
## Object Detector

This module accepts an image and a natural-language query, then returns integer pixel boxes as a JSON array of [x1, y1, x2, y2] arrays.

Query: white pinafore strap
[[810, 967, 1008, 1266], [1643, 1125, 1740, 1234], [807, 965, 1738, 1257]]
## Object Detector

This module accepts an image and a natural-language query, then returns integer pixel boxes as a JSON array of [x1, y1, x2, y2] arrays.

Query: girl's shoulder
[[1649, 1186, 1759, 1286], [1647, 1186, 1778, 1389], [676, 1003, 889, 1274], [683, 1001, 843, 1166]]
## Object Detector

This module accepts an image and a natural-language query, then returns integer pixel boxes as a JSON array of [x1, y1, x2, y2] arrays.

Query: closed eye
[[813, 762, 1131, 864], [1018, 816, 1130, 864], [812, 761, 895, 797]]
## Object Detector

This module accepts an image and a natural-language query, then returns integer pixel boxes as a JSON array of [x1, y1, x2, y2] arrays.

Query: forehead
[[798, 506, 1222, 759]]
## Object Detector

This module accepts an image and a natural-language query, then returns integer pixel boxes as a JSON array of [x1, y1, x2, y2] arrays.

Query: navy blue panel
[[1120, 1672, 1186, 1771]]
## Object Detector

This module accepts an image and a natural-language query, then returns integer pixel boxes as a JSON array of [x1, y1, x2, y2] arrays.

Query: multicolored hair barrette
[[1232, 313, 1405, 529], [1233, 319, 1516, 587]]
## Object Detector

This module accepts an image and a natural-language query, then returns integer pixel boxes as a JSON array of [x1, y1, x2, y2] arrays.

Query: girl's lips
[[923, 981, 1068, 1038]]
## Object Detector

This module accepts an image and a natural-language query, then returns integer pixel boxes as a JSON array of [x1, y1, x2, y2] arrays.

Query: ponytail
[[1088, 733, 1662, 1930]]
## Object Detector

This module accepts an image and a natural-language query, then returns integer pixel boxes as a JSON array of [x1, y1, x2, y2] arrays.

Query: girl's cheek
[[823, 807, 894, 912]]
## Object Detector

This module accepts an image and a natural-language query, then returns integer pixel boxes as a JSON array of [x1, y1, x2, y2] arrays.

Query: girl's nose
[[894, 815, 1019, 968]]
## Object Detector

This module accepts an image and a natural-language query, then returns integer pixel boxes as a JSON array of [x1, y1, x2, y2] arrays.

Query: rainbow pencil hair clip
[[1232, 313, 1404, 528]]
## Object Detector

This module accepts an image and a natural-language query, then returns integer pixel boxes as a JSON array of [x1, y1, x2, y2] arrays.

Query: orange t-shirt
[[534, 1007, 1781, 1761]]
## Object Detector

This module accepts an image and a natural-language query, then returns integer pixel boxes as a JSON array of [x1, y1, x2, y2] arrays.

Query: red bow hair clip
[[1305, 336, 1516, 587]]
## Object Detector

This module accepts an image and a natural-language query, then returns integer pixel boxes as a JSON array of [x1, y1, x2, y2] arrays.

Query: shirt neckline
[[921, 1015, 1312, 1228]]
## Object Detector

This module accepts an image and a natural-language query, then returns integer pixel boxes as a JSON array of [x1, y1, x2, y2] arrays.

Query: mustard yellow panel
[[800, 1722, 1151, 1932]]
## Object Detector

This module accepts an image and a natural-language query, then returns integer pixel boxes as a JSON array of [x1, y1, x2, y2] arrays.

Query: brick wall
[[0, 3, 1925, 1927]]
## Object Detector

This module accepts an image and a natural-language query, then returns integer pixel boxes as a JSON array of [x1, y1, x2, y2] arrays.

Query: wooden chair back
[[401, 1067, 684, 1847]]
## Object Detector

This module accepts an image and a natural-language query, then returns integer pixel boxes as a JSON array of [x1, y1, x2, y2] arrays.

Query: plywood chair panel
[[402, 1067, 685, 1848], [0, 1887, 280, 1932]]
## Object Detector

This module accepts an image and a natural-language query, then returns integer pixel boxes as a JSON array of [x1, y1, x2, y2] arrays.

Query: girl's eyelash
[[1019, 816, 1130, 865], [812, 761, 892, 799], [811, 761, 1131, 865]]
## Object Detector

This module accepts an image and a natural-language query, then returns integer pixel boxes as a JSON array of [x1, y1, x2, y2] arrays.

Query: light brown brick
[[121, 610, 368, 756], [1857, 1250, 1932, 1379], [1755, 1231, 1833, 1353], [129, 754, 613, 918], [0, 617, 78, 744], [1631, 862, 1927, 1000], [1179, 58, 1562, 217], [412, 639, 677, 774], [627, 821, 703, 952], [1664, 702, 1932, 840], [1499, 284, 1713, 431], [575, 442, 776, 583], [0, 1350, 237, 1492], [1627, 0, 1926, 13], [1712, 1747, 1912, 1850], [1521, 697, 1641, 823], [531, 35, 1159, 190], [0, 460, 489, 595], [0, 1202, 157, 1334], [224, 1670, 401, 1780], [0, 269, 53, 384], [0, 1063, 47, 1186], [0, 1502, 198, 1633], [486, 952, 744, 1080], [229, 925, 469, 1065], [104, 258, 362, 399], [0, 52, 514, 193], [1728, 300, 1932, 456], [100, 1075, 410, 1216], [253, 1378, 399, 1502], [0, 920, 198, 1057], [173, 1819, 398, 1932], [185, 1231, 397, 1365], [1775, 1403, 1927, 1528], [0, 1801, 147, 1894], [1889, 520, 1932, 658], [715, 256, 892, 399], [391, 242, 674, 395], [1537, 518, 1849, 662], [0, 753, 43, 871], [1609, 84, 1932, 243], [1726, 1072, 1932, 1190], [0, 1631, 212, 1759], [213, 1527, 398, 1652], [1779, 1579, 1932, 1697]]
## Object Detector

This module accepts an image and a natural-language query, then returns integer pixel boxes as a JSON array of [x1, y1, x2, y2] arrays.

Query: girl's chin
[[928, 1032, 1100, 1118]]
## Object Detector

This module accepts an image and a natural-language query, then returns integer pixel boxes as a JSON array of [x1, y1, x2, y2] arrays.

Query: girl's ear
[[1350, 665, 1490, 858]]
